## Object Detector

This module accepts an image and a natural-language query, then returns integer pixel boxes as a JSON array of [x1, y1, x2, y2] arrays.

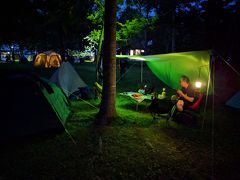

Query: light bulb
[[195, 81, 202, 88]]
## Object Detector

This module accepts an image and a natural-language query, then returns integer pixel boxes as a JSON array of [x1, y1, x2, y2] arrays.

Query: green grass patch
[[0, 62, 240, 179]]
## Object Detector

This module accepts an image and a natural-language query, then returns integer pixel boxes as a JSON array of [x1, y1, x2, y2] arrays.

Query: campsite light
[[195, 81, 202, 89]]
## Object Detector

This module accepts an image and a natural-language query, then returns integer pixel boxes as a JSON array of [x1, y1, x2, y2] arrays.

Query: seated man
[[176, 75, 195, 112]]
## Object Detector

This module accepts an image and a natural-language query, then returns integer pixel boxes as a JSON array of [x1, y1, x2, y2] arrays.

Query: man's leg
[[176, 100, 184, 112]]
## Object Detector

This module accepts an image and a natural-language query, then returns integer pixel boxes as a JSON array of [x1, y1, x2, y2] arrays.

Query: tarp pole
[[211, 53, 215, 179], [202, 54, 214, 130], [202, 73, 210, 130], [141, 61, 143, 83]]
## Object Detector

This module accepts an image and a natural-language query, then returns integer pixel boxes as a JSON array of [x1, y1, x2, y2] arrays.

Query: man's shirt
[[181, 85, 196, 107]]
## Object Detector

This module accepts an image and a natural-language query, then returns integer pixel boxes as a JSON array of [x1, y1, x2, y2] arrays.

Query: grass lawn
[[0, 61, 240, 179]]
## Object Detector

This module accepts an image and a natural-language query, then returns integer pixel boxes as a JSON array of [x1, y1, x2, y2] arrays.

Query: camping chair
[[93, 82, 102, 99], [173, 93, 204, 126], [188, 93, 204, 110]]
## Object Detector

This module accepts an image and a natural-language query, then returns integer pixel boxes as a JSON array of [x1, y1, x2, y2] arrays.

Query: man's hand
[[177, 90, 184, 97], [177, 89, 194, 102]]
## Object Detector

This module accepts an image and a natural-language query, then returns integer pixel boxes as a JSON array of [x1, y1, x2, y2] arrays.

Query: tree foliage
[[0, 0, 239, 64]]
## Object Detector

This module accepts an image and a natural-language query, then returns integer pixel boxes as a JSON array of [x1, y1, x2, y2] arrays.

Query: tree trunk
[[96, 0, 117, 124], [96, 25, 104, 82]]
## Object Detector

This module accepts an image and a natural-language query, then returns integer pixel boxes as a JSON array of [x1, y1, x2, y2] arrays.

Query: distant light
[[135, 49, 141, 55], [195, 81, 202, 88], [130, 50, 134, 56], [131, 57, 145, 61]]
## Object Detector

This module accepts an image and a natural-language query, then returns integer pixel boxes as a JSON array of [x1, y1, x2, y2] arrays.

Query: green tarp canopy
[[117, 50, 211, 91]]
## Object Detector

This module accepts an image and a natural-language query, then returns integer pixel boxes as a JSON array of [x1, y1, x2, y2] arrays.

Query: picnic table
[[119, 92, 153, 110]]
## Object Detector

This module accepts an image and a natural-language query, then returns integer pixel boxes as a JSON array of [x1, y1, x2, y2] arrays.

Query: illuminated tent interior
[[34, 51, 62, 68], [0, 73, 70, 141]]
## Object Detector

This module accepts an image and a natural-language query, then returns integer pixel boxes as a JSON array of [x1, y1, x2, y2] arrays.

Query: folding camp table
[[119, 92, 153, 110]]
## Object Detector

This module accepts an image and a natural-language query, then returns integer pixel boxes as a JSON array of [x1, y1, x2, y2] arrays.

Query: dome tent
[[0, 73, 70, 142], [34, 51, 62, 68], [50, 61, 88, 97]]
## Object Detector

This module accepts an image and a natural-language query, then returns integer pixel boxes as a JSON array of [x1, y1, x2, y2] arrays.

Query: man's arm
[[177, 90, 194, 102], [181, 94, 194, 102]]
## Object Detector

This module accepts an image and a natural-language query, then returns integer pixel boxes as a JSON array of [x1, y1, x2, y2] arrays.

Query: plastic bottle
[[161, 88, 166, 98]]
